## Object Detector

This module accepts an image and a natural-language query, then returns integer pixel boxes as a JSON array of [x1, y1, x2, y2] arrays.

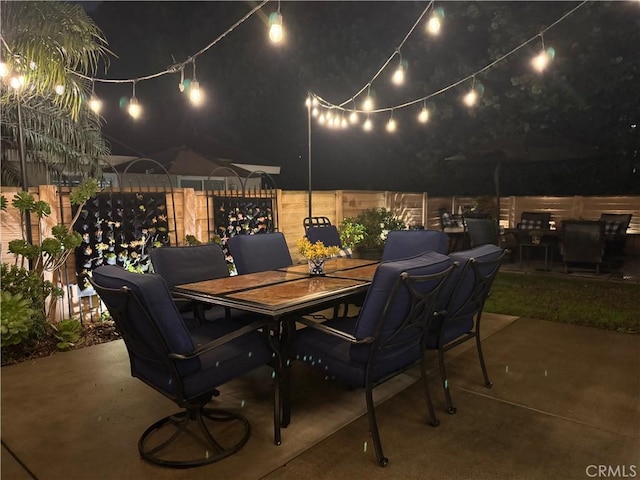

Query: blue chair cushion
[[150, 244, 229, 287], [382, 230, 449, 261], [427, 244, 503, 348], [306, 225, 342, 248], [227, 232, 293, 274]]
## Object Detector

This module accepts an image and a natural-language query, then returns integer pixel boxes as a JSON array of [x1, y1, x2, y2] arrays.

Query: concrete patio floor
[[2, 312, 638, 479]]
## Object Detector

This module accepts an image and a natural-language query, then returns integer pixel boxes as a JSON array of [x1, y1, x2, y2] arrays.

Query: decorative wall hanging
[[73, 192, 170, 293]]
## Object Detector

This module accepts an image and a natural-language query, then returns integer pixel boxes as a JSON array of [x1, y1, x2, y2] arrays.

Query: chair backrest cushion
[[431, 244, 505, 346], [150, 244, 229, 288], [351, 251, 453, 363], [519, 211, 551, 230], [561, 220, 605, 263], [382, 230, 449, 261], [227, 232, 293, 274], [465, 218, 498, 247], [92, 266, 195, 363], [306, 225, 342, 248]]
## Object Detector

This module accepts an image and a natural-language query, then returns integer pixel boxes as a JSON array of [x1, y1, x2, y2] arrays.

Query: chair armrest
[[295, 316, 374, 345], [169, 319, 271, 360]]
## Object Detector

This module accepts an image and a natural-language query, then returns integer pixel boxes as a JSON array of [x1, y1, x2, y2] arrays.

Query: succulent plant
[[1, 291, 35, 347]]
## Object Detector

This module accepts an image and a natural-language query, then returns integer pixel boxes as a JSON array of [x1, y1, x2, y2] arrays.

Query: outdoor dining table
[[172, 257, 378, 319]]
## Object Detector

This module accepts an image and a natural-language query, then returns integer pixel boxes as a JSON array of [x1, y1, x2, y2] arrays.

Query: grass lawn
[[485, 272, 640, 333]]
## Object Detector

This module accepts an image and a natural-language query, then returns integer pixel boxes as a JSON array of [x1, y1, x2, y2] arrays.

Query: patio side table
[[519, 242, 553, 271]]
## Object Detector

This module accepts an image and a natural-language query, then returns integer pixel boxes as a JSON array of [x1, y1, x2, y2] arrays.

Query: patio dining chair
[[287, 251, 455, 466], [381, 229, 449, 261], [465, 218, 499, 247], [150, 244, 233, 325], [91, 265, 283, 468], [428, 244, 507, 414], [227, 232, 293, 274], [599, 213, 632, 257]]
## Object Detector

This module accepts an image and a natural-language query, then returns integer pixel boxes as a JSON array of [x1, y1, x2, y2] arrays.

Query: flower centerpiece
[[297, 237, 340, 276]]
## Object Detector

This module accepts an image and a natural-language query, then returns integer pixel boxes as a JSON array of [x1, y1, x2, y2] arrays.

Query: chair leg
[[419, 352, 440, 427], [138, 406, 250, 468], [475, 333, 493, 388], [365, 384, 388, 467], [437, 348, 456, 414]]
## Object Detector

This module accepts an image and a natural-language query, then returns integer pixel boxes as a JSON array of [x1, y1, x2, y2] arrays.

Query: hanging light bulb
[[531, 35, 555, 73], [9, 74, 25, 91], [311, 107, 319, 117], [349, 110, 359, 124], [318, 113, 326, 125], [386, 111, 397, 133], [418, 104, 430, 123], [305, 96, 312, 108], [268, 2, 284, 44], [128, 82, 141, 119], [392, 58, 408, 86], [54, 84, 65, 95], [362, 85, 374, 111], [363, 116, 373, 132], [427, 7, 445, 35], [463, 89, 477, 107], [178, 68, 185, 92], [341, 115, 349, 128], [88, 82, 102, 114], [312, 97, 319, 107], [463, 77, 479, 107], [189, 61, 204, 106]]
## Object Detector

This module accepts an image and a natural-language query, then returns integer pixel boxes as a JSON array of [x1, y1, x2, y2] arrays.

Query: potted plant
[[297, 237, 340, 275], [345, 208, 406, 260], [337, 217, 366, 251]]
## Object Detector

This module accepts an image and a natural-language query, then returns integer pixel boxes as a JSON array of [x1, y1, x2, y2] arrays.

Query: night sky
[[84, 1, 640, 194]]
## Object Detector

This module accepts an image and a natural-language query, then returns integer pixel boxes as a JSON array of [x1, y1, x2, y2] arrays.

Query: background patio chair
[[517, 211, 551, 230], [560, 220, 605, 274], [381, 229, 449, 261], [150, 244, 232, 325], [465, 218, 499, 247], [599, 213, 632, 257], [427, 244, 507, 414], [90, 265, 282, 468], [287, 251, 455, 466], [227, 232, 293, 274]]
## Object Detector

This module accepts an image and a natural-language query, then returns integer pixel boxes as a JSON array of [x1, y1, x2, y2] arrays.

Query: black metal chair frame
[[434, 250, 507, 414], [91, 280, 283, 468], [288, 264, 455, 467], [303, 216, 332, 229]]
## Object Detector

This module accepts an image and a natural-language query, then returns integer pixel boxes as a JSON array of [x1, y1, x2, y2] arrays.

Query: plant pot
[[308, 258, 326, 276]]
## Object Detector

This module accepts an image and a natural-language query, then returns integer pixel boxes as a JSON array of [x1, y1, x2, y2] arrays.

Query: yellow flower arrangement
[[297, 237, 340, 261]]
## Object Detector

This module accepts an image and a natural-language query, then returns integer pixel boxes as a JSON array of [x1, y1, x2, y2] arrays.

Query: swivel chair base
[[139, 407, 250, 468]]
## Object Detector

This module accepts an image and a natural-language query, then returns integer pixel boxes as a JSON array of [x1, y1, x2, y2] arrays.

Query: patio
[[2, 312, 638, 479]]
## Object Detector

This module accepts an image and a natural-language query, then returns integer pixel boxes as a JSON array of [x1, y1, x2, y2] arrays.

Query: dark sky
[[85, 1, 640, 194]]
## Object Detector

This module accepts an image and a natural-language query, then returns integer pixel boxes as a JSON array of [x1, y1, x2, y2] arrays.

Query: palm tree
[[0, 1, 112, 186]]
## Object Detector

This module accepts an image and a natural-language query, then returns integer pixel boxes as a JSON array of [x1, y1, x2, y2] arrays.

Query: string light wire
[[314, 0, 589, 115]]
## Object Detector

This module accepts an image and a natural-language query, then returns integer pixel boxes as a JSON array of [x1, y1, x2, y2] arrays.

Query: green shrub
[[1, 291, 35, 347], [355, 208, 406, 249], [338, 218, 366, 249], [50, 318, 82, 351]]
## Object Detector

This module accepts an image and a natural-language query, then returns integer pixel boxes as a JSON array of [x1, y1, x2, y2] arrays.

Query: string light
[[363, 115, 373, 132], [178, 68, 185, 92], [189, 60, 203, 106], [426, 7, 445, 35], [54, 84, 65, 95], [531, 34, 555, 73], [311, 107, 319, 117], [418, 102, 430, 123], [362, 85, 374, 111], [88, 82, 102, 114], [128, 82, 141, 119], [9, 74, 24, 91], [386, 111, 397, 132], [269, 1, 284, 44], [392, 51, 407, 86], [463, 77, 478, 107]]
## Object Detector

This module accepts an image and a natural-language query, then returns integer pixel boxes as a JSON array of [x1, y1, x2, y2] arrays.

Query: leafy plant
[[354, 208, 406, 249], [297, 237, 340, 260], [50, 318, 82, 351], [338, 217, 366, 249], [1, 291, 35, 347]]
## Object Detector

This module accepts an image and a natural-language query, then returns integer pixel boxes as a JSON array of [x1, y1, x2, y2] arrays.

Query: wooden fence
[[2, 186, 638, 321]]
